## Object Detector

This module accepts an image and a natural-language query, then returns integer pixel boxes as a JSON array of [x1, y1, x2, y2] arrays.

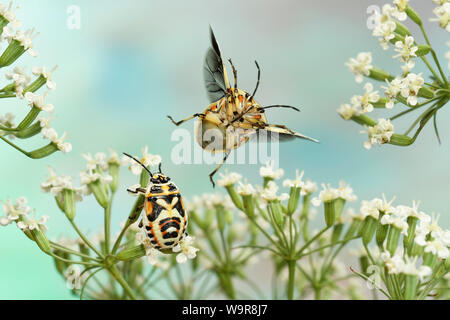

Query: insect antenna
[[228, 58, 238, 89], [123, 152, 153, 176], [158, 162, 162, 173], [249, 60, 261, 99], [261, 105, 300, 112]]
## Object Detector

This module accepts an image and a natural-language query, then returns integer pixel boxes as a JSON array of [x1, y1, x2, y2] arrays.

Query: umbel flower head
[[128, 146, 161, 176], [362, 118, 395, 150], [0, 3, 71, 160], [339, 1, 448, 150]]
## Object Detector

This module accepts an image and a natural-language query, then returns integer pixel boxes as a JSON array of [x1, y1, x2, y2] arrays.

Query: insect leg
[[228, 58, 238, 89], [127, 187, 147, 194], [167, 113, 205, 126], [209, 151, 231, 188], [261, 105, 300, 112], [249, 61, 261, 99]]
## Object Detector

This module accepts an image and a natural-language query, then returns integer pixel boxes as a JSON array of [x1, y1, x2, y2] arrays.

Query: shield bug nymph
[[123, 153, 187, 251], [168, 27, 318, 187]]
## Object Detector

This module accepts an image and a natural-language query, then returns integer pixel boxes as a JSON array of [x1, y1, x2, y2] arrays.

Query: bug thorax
[[150, 173, 171, 184]]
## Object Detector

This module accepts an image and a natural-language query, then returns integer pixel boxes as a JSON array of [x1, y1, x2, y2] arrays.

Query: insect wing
[[259, 125, 319, 143], [203, 27, 230, 103]]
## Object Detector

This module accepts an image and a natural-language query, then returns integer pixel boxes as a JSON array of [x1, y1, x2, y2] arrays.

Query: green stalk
[[107, 265, 138, 300], [69, 219, 104, 258], [287, 260, 296, 300], [104, 192, 115, 254], [419, 24, 447, 85], [420, 56, 443, 86]]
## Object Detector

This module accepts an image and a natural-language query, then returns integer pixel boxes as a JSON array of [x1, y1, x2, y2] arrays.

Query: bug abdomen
[[143, 195, 187, 250]]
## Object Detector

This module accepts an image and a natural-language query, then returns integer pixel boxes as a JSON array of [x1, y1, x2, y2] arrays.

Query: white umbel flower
[[373, 20, 396, 50], [4, 28, 39, 57], [83, 152, 108, 171], [382, 77, 403, 109], [80, 170, 112, 186], [42, 128, 72, 153], [32, 66, 57, 90], [350, 83, 380, 113], [237, 181, 256, 196], [431, 3, 450, 32], [258, 181, 289, 202], [336, 181, 357, 202], [401, 256, 432, 281], [423, 238, 449, 259], [400, 73, 424, 106], [394, 36, 418, 64], [345, 52, 373, 83], [360, 199, 381, 219], [217, 171, 242, 187], [393, 0, 409, 12], [0, 197, 30, 226], [0, 2, 20, 28], [128, 146, 161, 175], [5, 66, 31, 98], [363, 118, 394, 150], [337, 103, 362, 120], [259, 160, 284, 180], [17, 211, 49, 232], [172, 235, 199, 264], [311, 184, 339, 206], [25, 92, 54, 113], [282, 170, 305, 188]]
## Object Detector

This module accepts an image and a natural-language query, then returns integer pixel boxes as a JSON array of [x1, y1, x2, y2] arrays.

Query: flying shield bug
[[123, 153, 187, 251], [168, 27, 318, 187]]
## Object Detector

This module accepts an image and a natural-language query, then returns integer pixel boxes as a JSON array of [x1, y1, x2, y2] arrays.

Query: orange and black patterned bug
[[124, 153, 187, 251], [168, 27, 318, 187]]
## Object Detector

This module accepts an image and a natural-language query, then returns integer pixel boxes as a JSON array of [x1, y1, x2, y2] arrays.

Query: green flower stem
[[287, 260, 296, 300], [362, 242, 376, 266], [403, 101, 440, 136], [350, 267, 392, 299], [69, 219, 104, 258], [17, 106, 41, 131], [0, 135, 59, 159], [107, 264, 138, 300], [406, 98, 448, 140], [104, 192, 115, 254], [246, 214, 285, 254], [418, 262, 447, 299], [420, 56, 444, 86], [267, 204, 289, 250], [300, 195, 310, 241], [390, 95, 443, 121], [111, 195, 145, 254], [48, 251, 101, 267], [295, 237, 358, 259], [49, 242, 102, 262], [218, 227, 230, 264], [111, 222, 131, 255], [296, 225, 332, 257], [80, 267, 104, 300], [0, 124, 18, 132], [0, 135, 31, 156], [419, 24, 447, 85], [204, 231, 226, 265], [0, 93, 15, 98]]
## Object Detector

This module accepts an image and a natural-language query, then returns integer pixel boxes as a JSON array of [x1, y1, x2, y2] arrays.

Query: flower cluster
[[0, 2, 70, 158], [349, 196, 449, 299], [431, 1, 450, 32], [339, 1, 449, 150]]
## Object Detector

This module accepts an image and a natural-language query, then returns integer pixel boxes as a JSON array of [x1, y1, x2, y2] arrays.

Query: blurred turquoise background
[[0, 0, 449, 299]]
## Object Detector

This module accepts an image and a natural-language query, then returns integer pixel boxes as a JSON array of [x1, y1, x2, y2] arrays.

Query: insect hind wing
[[259, 125, 319, 143]]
